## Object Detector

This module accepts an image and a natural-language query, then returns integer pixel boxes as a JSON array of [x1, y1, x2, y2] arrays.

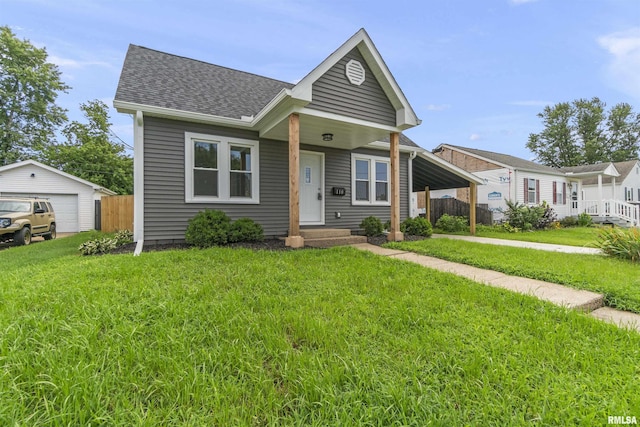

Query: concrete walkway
[[432, 234, 602, 255], [351, 243, 640, 333]]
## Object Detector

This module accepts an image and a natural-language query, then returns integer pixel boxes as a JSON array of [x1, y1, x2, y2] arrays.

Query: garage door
[[2, 193, 79, 233]]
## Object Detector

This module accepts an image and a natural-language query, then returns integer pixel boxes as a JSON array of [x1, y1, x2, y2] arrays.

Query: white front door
[[300, 151, 324, 225]]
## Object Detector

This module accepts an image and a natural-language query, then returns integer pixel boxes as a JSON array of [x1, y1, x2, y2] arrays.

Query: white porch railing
[[582, 199, 640, 225]]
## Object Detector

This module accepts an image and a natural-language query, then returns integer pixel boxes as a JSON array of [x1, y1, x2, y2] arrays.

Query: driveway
[[0, 232, 76, 251]]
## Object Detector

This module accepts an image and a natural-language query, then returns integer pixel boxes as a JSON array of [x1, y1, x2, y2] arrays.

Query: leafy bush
[[401, 217, 433, 237], [501, 200, 556, 231], [577, 212, 593, 227], [114, 229, 133, 245], [435, 214, 468, 232], [360, 216, 384, 237], [185, 210, 231, 247], [383, 220, 391, 232], [228, 217, 264, 243], [595, 227, 640, 262], [78, 229, 133, 256], [560, 216, 578, 228]]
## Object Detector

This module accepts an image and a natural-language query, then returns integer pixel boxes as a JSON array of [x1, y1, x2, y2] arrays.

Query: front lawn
[[438, 226, 602, 247], [387, 237, 640, 313], [0, 236, 638, 425]]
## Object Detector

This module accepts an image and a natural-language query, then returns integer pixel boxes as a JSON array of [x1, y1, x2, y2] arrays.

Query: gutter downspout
[[133, 111, 144, 256], [408, 151, 417, 217]]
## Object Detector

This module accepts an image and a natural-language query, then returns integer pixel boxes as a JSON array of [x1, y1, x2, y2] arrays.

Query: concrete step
[[591, 307, 640, 333], [300, 228, 352, 239], [305, 235, 367, 248]]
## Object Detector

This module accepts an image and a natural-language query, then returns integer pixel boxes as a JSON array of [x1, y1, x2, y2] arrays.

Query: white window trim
[[185, 132, 259, 204], [351, 153, 391, 206]]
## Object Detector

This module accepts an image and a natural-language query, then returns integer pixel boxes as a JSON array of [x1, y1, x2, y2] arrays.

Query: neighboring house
[[565, 160, 640, 205], [432, 144, 639, 226], [432, 144, 573, 221], [114, 29, 482, 247], [0, 160, 116, 232]]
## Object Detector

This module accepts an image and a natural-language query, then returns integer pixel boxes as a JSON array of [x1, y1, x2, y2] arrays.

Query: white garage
[[0, 160, 116, 233]]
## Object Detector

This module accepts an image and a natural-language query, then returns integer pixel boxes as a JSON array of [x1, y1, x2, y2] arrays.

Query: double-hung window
[[352, 153, 390, 206], [185, 132, 259, 203], [524, 178, 539, 204]]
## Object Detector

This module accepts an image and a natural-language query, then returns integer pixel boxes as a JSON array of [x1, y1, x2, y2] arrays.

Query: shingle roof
[[380, 133, 420, 148], [560, 163, 613, 174], [573, 160, 640, 185], [441, 144, 563, 174], [115, 45, 294, 119]]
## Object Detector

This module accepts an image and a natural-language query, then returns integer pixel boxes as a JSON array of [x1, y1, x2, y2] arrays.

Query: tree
[[0, 26, 69, 165], [44, 100, 133, 195], [526, 97, 640, 167]]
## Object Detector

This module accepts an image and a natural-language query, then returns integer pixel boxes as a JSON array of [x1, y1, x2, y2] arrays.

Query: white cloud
[[425, 104, 451, 111], [469, 133, 482, 141], [48, 55, 112, 70], [598, 28, 640, 100], [509, 0, 539, 4]]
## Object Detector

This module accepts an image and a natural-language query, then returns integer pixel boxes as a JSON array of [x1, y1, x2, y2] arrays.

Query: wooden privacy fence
[[97, 195, 134, 232], [418, 196, 493, 226]]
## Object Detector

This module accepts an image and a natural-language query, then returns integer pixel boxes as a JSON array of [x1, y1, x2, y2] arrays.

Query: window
[[352, 154, 390, 205], [185, 132, 259, 203], [524, 178, 539, 204], [553, 181, 566, 205]]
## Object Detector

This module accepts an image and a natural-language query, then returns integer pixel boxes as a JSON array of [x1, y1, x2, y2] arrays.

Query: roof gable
[[305, 47, 397, 127], [291, 28, 420, 129], [0, 160, 116, 194]]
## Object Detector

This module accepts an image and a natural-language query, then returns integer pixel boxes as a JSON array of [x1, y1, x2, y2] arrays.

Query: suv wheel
[[16, 227, 31, 246], [44, 223, 56, 240]]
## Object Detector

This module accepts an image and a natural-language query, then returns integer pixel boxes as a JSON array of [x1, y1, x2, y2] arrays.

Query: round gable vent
[[345, 59, 365, 86]]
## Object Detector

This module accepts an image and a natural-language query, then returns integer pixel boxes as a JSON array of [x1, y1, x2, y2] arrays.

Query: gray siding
[[307, 48, 397, 127], [143, 117, 410, 243]]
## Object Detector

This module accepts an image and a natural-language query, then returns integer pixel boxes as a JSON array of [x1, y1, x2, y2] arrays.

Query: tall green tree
[[0, 26, 69, 165], [44, 100, 133, 195], [526, 97, 640, 167]]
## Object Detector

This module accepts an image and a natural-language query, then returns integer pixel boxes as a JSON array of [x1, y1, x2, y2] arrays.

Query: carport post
[[469, 182, 477, 235], [424, 186, 430, 224]]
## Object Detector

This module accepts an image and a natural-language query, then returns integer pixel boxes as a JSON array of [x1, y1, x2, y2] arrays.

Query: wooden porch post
[[285, 113, 304, 248], [469, 182, 477, 235], [424, 186, 431, 224], [388, 132, 404, 242]]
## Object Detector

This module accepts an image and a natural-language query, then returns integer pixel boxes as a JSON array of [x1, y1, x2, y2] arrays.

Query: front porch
[[579, 199, 639, 227]]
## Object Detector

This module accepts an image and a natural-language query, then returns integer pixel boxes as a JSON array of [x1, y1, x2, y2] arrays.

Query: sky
[[2, 0, 639, 160]]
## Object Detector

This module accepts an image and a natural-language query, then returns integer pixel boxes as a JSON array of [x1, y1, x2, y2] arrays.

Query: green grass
[[387, 237, 640, 313], [436, 226, 603, 247], [0, 236, 639, 425]]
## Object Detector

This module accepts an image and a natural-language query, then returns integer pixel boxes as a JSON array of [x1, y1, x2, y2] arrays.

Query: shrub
[[360, 216, 384, 237], [228, 217, 264, 243], [78, 229, 133, 256], [577, 212, 593, 227], [501, 200, 556, 230], [383, 220, 391, 232], [114, 229, 134, 246], [595, 227, 640, 262], [560, 216, 578, 228], [401, 217, 433, 237], [185, 209, 231, 248], [435, 214, 468, 232]]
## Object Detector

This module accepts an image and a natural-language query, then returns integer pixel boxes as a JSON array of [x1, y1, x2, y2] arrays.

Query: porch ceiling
[[413, 155, 474, 191], [259, 113, 393, 150]]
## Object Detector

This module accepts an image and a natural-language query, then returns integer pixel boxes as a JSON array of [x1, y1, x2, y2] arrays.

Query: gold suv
[[0, 198, 56, 246]]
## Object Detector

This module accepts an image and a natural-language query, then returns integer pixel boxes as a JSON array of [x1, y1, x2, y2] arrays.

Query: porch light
[[322, 133, 333, 142]]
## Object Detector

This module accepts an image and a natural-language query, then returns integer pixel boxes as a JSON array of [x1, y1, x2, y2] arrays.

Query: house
[[0, 160, 116, 232], [114, 29, 482, 248], [432, 144, 639, 226], [432, 144, 574, 221], [565, 160, 640, 204]]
